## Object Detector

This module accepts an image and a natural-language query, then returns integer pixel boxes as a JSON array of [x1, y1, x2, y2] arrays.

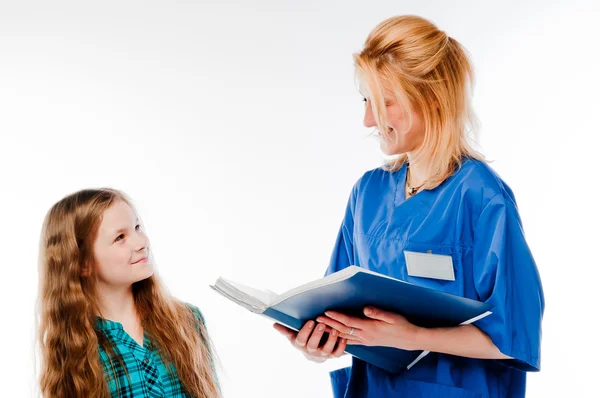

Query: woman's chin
[[379, 143, 403, 157]]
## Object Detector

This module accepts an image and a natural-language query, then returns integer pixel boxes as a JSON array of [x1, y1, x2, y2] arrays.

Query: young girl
[[274, 15, 544, 397], [37, 188, 220, 397]]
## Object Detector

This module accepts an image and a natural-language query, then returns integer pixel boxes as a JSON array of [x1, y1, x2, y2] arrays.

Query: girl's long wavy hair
[[355, 15, 485, 187], [37, 188, 220, 397]]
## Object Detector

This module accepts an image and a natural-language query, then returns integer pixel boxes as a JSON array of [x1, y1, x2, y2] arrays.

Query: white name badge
[[404, 250, 455, 281]]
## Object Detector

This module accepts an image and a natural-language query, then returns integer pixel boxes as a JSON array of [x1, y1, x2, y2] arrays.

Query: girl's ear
[[81, 260, 92, 277]]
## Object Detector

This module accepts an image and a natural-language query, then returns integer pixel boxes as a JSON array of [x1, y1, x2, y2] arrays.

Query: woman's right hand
[[273, 320, 347, 363]]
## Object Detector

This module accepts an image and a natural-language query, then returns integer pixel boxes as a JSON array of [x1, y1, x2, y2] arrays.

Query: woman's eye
[[135, 224, 140, 231], [362, 97, 368, 103]]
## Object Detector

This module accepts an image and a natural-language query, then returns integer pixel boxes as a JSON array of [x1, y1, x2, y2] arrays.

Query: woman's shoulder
[[456, 158, 517, 204], [352, 164, 398, 192], [363, 163, 399, 179]]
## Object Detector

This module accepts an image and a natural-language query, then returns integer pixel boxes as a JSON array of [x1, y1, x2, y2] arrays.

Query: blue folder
[[211, 266, 492, 374]]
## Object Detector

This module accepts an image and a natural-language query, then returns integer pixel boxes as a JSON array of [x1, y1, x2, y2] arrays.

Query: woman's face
[[362, 91, 426, 156]]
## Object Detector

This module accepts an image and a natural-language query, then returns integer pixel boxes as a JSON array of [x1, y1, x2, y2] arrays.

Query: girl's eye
[[135, 224, 140, 231], [115, 234, 125, 242], [362, 97, 368, 103]]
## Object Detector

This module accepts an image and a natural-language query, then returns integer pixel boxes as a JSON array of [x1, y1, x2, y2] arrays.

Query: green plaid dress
[[96, 304, 213, 397]]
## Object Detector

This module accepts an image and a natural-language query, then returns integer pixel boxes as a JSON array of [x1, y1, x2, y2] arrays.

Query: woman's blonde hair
[[37, 188, 220, 397], [355, 15, 484, 188]]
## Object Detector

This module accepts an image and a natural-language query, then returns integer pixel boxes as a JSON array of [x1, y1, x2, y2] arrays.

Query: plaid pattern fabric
[[97, 304, 207, 397]]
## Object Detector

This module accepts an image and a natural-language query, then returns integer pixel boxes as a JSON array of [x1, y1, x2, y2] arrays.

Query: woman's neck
[[405, 152, 430, 188]]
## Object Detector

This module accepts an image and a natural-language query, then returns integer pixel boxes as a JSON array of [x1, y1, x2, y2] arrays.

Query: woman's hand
[[317, 307, 513, 360], [273, 320, 347, 363], [317, 306, 422, 350]]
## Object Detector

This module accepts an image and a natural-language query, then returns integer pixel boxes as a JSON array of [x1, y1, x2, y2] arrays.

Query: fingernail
[[324, 311, 332, 317], [364, 307, 372, 315], [331, 329, 338, 336], [318, 324, 325, 331], [307, 321, 314, 328]]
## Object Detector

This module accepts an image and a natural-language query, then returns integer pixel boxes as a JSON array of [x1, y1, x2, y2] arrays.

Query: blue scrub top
[[326, 159, 544, 398]]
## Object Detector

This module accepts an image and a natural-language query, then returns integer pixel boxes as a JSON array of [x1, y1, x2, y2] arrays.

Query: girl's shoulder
[[183, 302, 206, 326]]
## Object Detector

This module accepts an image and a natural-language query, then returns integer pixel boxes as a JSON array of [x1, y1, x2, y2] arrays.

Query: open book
[[210, 266, 492, 373]]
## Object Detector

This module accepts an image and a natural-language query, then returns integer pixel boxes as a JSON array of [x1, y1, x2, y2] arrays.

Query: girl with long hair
[[37, 188, 220, 397]]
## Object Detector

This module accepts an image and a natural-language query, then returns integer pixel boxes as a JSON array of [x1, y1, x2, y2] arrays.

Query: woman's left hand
[[316, 307, 423, 351]]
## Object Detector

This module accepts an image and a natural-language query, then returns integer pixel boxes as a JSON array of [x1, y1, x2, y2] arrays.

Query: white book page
[[211, 277, 279, 313], [219, 277, 280, 305], [272, 266, 359, 305], [273, 265, 407, 305], [212, 266, 404, 312]]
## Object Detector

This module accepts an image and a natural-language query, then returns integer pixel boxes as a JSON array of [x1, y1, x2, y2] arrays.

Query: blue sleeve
[[325, 183, 358, 277], [472, 193, 544, 372]]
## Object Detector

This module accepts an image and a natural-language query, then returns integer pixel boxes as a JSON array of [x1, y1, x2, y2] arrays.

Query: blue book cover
[[210, 266, 492, 374]]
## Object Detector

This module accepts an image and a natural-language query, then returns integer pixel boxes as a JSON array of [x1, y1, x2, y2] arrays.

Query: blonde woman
[[37, 188, 220, 397], [275, 16, 544, 397]]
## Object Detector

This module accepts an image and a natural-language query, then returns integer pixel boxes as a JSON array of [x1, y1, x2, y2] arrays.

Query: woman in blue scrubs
[[274, 15, 544, 398]]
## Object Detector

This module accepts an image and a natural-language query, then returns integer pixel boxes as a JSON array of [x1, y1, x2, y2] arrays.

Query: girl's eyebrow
[[112, 218, 139, 235]]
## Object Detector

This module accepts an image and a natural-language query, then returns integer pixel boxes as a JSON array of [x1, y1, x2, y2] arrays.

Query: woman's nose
[[363, 101, 376, 128]]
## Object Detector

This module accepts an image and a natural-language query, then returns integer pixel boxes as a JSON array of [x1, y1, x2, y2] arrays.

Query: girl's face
[[92, 199, 153, 288], [362, 92, 426, 156]]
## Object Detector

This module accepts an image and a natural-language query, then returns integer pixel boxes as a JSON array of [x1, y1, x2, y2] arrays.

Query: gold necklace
[[406, 163, 427, 196]]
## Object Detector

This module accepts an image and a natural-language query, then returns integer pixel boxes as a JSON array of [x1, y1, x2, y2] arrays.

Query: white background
[[1, 0, 599, 397]]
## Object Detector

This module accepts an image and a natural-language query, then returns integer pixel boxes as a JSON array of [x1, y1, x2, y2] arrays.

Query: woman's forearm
[[413, 324, 512, 360]]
